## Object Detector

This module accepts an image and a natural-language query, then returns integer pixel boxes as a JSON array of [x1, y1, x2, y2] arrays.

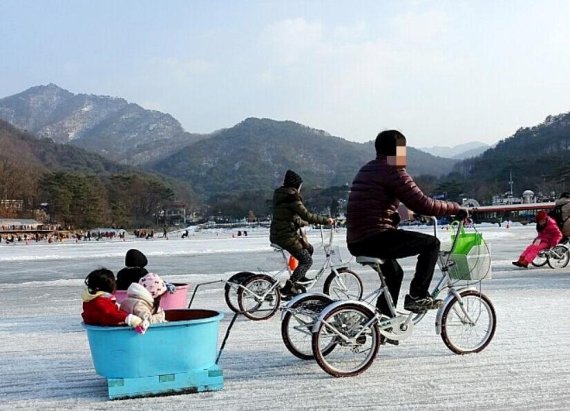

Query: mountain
[[0, 85, 458, 198], [150, 118, 457, 198], [0, 84, 207, 165], [0, 118, 128, 174], [420, 142, 490, 159], [452, 112, 570, 199]]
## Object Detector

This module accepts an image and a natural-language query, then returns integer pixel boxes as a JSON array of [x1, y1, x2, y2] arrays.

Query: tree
[[40, 172, 109, 228]]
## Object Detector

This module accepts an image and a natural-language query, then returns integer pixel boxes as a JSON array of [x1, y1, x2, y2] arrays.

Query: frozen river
[[0, 224, 569, 410]]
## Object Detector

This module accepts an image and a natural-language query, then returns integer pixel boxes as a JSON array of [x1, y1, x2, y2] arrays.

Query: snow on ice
[[0, 224, 568, 410]]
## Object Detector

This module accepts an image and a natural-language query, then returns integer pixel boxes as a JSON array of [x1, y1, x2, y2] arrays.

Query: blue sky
[[1, 0, 569, 147]]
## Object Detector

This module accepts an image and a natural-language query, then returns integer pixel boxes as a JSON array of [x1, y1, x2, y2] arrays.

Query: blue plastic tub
[[84, 309, 224, 379]]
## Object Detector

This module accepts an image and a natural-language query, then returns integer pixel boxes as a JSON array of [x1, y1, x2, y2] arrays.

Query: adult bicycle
[[310, 217, 496, 377]]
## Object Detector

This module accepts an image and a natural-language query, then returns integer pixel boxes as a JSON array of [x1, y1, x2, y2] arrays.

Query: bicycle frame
[[270, 226, 350, 289]]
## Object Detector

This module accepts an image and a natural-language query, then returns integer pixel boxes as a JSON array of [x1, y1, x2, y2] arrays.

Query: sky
[[1, 0, 570, 148]]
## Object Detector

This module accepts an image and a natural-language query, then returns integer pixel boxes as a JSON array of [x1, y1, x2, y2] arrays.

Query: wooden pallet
[[107, 364, 223, 400]]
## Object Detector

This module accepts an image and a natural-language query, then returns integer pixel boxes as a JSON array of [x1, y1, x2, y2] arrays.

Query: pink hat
[[537, 211, 547, 221], [138, 273, 167, 298]]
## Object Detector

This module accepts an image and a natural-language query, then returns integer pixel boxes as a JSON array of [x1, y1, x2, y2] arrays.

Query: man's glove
[[165, 283, 176, 294], [455, 208, 469, 221]]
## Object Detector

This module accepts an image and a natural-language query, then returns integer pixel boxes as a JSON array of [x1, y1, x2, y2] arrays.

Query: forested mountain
[[450, 112, 570, 200], [0, 84, 207, 165], [0, 119, 192, 227], [3, 84, 569, 212], [0, 86, 458, 203], [149, 117, 457, 199]]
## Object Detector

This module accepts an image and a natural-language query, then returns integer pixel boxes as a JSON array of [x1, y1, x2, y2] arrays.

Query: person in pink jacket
[[513, 210, 563, 268]]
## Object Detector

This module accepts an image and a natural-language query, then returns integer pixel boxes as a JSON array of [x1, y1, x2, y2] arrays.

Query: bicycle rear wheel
[[312, 303, 380, 377], [440, 290, 496, 354], [547, 245, 570, 269], [237, 274, 281, 321], [224, 271, 255, 313], [323, 268, 363, 300], [281, 294, 334, 360]]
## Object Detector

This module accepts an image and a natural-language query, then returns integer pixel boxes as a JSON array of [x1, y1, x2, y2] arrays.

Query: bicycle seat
[[356, 256, 385, 265]]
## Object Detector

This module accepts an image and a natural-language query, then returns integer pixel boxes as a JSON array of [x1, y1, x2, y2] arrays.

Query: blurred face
[[387, 146, 406, 167]]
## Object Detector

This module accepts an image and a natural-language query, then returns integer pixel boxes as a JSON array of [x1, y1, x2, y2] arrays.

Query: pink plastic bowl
[[114, 283, 189, 309]]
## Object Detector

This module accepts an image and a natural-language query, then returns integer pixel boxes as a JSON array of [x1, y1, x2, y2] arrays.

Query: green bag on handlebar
[[450, 221, 483, 255], [448, 221, 491, 280]]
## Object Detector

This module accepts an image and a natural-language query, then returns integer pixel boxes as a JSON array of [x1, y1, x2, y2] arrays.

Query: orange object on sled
[[288, 256, 299, 270]]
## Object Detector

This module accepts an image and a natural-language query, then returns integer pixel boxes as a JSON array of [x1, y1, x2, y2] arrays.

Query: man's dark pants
[[348, 229, 440, 316]]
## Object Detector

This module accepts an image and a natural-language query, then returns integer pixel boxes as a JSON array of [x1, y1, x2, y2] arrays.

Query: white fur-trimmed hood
[[126, 282, 154, 305]]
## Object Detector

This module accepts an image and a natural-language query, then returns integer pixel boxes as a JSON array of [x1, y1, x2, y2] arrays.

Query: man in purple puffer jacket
[[347, 130, 464, 315]]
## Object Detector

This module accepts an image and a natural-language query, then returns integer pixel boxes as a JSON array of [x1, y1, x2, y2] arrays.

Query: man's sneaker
[[404, 295, 443, 313]]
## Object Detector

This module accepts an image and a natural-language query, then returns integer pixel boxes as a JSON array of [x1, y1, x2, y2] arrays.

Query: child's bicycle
[[224, 226, 363, 321], [531, 238, 570, 269], [310, 217, 496, 377]]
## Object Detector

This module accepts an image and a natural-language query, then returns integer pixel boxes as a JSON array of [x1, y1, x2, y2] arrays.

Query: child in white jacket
[[120, 273, 168, 324]]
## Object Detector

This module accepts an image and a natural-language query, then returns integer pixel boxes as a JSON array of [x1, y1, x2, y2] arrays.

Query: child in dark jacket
[[116, 249, 149, 290], [269, 170, 334, 298], [81, 268, 148, 333]]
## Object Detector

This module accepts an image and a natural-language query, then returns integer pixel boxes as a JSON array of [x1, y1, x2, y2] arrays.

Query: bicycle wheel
[[323, 268, 363, 300], [312, 303, 380, 377], [237, 274, 281, 321], [531, 252, 548, 267], [224, 271, 255, 313], [547, 245, 570, 269], [281, 294, 334, 360], [440, 290, 496, 355]]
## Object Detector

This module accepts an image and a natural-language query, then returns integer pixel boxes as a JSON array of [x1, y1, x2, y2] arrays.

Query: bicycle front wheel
[[547, 245, 570, 269], [312, 303, 380, 377], [281, 294, 334, 360], [531, 252, 548, 267], [440, 290, 496, 355], [224, 271, 255, 313], [323, 268, 363, 300], [237, 274, 281, 321]]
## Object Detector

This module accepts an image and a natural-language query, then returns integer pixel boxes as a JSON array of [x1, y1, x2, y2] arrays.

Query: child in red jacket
[[513, 211, 563, 268], [82, 268, 148, 333]]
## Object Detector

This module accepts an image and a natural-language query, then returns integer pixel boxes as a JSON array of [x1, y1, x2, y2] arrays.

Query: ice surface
[[0, 225, 568, 410]]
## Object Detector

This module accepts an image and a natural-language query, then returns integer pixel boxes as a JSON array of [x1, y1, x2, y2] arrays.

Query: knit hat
[[138, 273, 167, 298], [125, 249, 148, 268], [536, 211, 547, 221], [284, 170, 303, 189], [375, 130, 406, 156]]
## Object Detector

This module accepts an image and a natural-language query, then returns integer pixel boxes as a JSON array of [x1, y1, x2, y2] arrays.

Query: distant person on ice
[[270, 170, 334, 299], [553, 192, 570, 238], [512, 210, 562, 268]]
